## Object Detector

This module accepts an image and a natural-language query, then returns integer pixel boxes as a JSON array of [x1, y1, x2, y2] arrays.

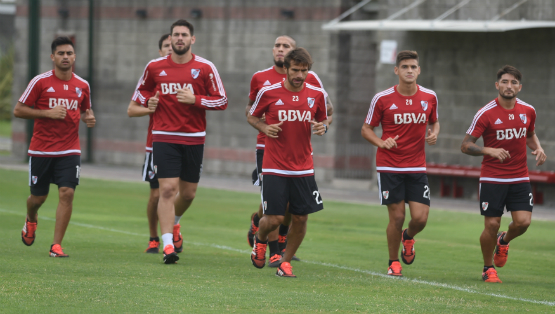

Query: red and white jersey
[[365, 85, 438, 173], [249, 66, 326, 149], [135, 54, 227, 145], [131, 76, 154, 152], [467, 98, 536, 183], [250, 82, 327, 177], [19, 70, 91, 157]]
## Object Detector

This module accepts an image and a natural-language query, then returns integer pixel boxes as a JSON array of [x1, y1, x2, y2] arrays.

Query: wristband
[[324, 124, 328, 134]]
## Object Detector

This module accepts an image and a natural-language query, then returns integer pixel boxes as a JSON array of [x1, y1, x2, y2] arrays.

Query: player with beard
[[127, 33, 172, 253], [461, 65, 546, 283], [245, 35, 334, 267], [136, 19, 227, 264], [16, 36, 96, 257]]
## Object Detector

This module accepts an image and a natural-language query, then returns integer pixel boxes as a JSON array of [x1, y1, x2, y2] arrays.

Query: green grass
[[0, 119, 10, 137], [0, 168, 554, 313]]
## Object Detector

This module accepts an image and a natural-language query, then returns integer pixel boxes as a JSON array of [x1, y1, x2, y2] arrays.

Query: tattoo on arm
[[461, 135, 484, 156]]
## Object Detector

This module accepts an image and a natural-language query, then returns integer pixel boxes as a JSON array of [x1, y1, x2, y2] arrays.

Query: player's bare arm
[[127, 100, 153, 117], [361, 123, 398, 150], [176, 87, 196, 104], [310, 119, 329, 136], [325, 96, 334, 125], [81, 109, 96, 128], [526, 131, 547, 166], [247, 113, 282, 138], [425, 121, 440, 145], [245, 99, 255, 117], [461, 134, 510, 163], [14, 101, 67, 120]]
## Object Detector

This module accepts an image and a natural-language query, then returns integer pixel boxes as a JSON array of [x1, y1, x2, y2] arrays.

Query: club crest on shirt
[[307, 97, 315, 108], [382, 191, 389, 200], [191, 69, 200, 79], [519, 114, 527, 124], [153, 165, 157, 174], [75, 87, 82, 98], [32, 176, 38, 184], [421, 100, 428, 111], [148, 171, 155, 179], [482, 202, 489, 211]]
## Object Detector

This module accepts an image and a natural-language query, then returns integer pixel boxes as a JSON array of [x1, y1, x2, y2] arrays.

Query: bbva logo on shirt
[[394, 113, 427, 124], [49, 98, 79, 110], [278, 110, 312, 122], [496, 128, 527, 140], [160, 83, 195, 95]]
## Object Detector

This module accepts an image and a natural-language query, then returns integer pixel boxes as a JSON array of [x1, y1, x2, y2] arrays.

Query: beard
[[274, 59, 284, 67], [287, 77, 305, 88], [172, 42, 191, 56], [499, 90, 517, 100]]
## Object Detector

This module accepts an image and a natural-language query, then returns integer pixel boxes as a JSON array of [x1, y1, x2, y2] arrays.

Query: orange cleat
[[247, 213, 259, 248], [482, 267, 502, 283], [268, 253, 282, 267], [387, 261, 403, 276], [145, 239, 160, 254], [401, 228, 415, 265], [163, 244, 179, 264], [49, 244, 69, 257], [250, 237, 267, 269], [173, 224, 183, 253], [494, 232, 509, 268], [21, 218, 37, 246], [276, 262, 296, 278]]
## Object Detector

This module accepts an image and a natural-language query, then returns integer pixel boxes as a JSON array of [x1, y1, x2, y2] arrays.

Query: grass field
[[0, 168, 554, 313]]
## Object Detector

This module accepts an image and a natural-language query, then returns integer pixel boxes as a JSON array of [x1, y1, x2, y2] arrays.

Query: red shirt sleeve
[[81, 84, 92, 112], [315, 92, 327, 122], [528, 108, 536, 134], [428, 94, 439, 124], [136, 63, 156, 105], [467, 110, 489, 138], [250, 89, 270, 118], [193, 64, 228, 111], [19, 75, 44, 106], [306, 73, 328, 98], [365, 95, 383, 127], [248, 74, 259, 101]]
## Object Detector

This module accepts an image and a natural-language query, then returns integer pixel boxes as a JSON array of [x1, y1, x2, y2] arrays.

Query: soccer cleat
[[21, 218, 37, 246], [401, 228, 416, 265], [247, 212, 259, 248], [268, 253, 282, 267], [279, 235, 301, 261], [276, 262, 296, 278], [49, 244, 69, 257], [163, 245, 179, 264], [387, 261, 403, 276], [173, 224, 183, 253], [145, 239, 160, 254], [494, 232, 509, 268], [482, 267, 502, 283], [250, 237, 267, 269]]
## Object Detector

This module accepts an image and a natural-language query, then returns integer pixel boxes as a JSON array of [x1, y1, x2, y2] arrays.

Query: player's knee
[[413, 215, 428, 228], [29, 195, 47, 207], [484, 219, 501, 232], [179, 189, 196, 202], [58, 187, 75, 203], [291, 214, 308, 225], [263, 215, 283, 228], [159, 186, 178, 199], [514, 219, 531, 232]]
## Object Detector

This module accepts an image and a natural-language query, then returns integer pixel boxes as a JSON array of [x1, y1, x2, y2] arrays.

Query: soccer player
[[461, 65, 546, 283], [245, 35, 334, 267], [248, 48, 329, 277], [127, 33, 172, 253], [361, 50, 439, 277], [136, 19, 227, 264], [14, 36, 96, 257]]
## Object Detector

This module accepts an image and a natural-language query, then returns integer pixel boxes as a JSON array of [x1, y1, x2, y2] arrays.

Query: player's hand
[[425, 129, 437, 145], [148, 91, 159, 112], [310, 121, 326, 136], [380, 135, 399, 150], [264, 121, 283, 138], [531, 148, 547, 166], [176, 87, 196, 104], [83, 109, 96, 128], [48, 105, 67, 119], [486, 147, 511, 163]]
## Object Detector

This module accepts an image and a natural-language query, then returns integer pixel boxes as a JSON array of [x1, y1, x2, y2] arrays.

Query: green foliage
[[0, 47, 14, 121]]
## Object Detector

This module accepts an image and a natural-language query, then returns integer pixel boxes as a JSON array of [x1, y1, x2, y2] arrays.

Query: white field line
[[1, 208, 553, 307]]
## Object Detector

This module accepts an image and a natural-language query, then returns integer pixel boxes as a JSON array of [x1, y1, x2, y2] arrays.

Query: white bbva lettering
[[496, 128, 526, 140], [160, 83, 194, 95], [394, 113, 426, 124], [278, 110, 312, 122], [49, 98, 78, 110]]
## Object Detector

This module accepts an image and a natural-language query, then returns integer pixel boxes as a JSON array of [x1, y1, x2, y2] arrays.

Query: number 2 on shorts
[[313, 190, 323, 204]]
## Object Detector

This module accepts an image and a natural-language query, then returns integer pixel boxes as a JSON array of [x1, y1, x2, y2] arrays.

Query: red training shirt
[[131, 77, 154, 152]]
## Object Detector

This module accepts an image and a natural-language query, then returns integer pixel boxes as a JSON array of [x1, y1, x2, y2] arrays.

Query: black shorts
[[479, 182, 533, 217], [29, 155, 80, 196], [142, 151, 159, 189], [261, 175, 324, 216], [152, 142, 204, 183], [377, 172, 431, 206], [251, 149, 264, 186]]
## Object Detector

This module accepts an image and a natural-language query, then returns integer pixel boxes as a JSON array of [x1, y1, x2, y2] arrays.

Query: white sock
[[174, 215, 182, 225], [162, 233, 173, 248]]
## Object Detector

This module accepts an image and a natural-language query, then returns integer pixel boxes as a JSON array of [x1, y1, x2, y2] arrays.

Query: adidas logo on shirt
[[494, 118, 503, 125], [263, 80, 271, 86], [159, 70, 167, 76], [47, 87, 55, 92], [390, 104, 398, 110], [275, 99, 284, 105]]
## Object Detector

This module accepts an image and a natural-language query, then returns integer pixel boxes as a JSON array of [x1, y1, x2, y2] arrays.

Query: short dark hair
[[158, 33, 171, 50], [170, 19, 194, 36], [51, 37, 74, 53], [396, 50, 418, 66], [497, 65, 522, 82], [284, 48, 313, 70]]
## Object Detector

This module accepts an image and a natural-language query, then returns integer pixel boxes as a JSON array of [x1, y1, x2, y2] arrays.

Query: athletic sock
[[174, 215, 182, 225], [162, 233, 174, 249], [150, 237, 160, 242], [483, 265, 495, 272], [389, 259, 399, 266], [252, 213, 260, 227], [403, 229, 414, 240], [499, 235, 509, 245], [279, 224, 289, 236], [255, 235, 268, 245], [268, 240, 280, 256]]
